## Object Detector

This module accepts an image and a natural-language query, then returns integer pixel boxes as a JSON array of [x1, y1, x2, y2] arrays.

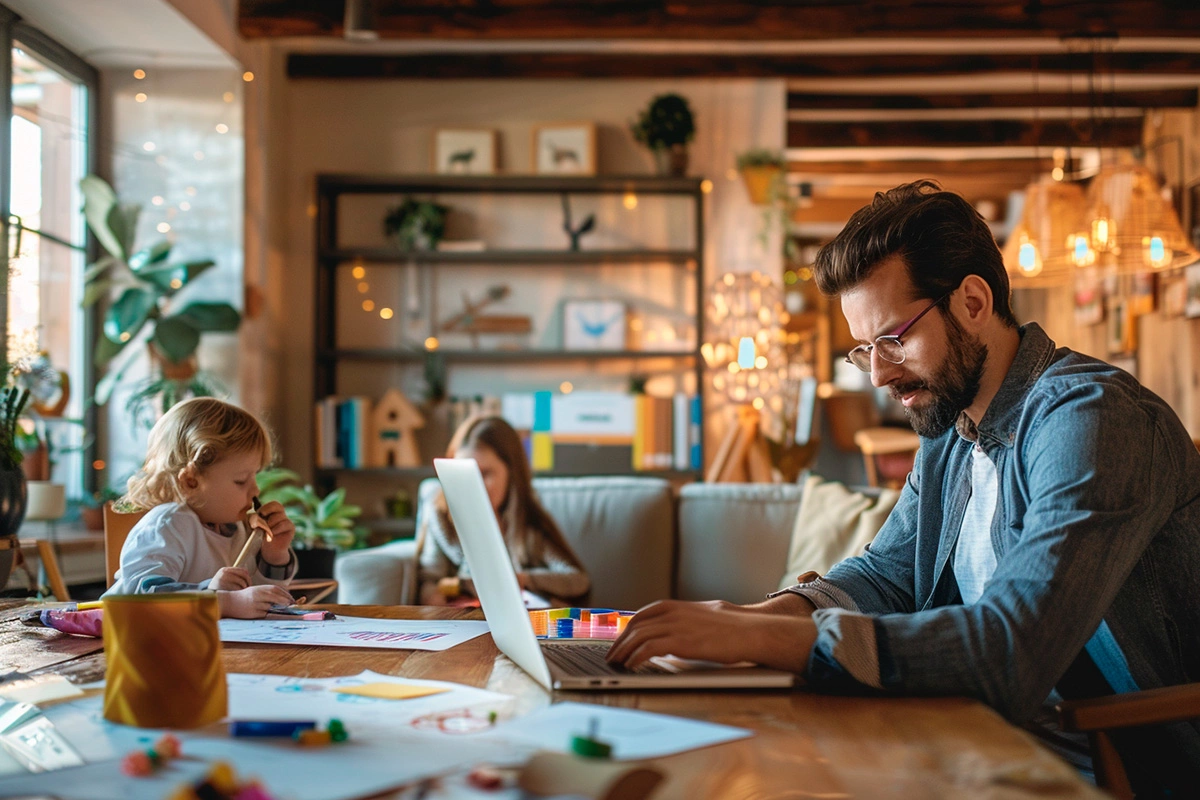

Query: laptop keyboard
[[542, 642, 671, 676]]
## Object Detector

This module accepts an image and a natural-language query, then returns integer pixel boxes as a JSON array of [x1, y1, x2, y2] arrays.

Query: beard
[[891, 313, 987, 438]]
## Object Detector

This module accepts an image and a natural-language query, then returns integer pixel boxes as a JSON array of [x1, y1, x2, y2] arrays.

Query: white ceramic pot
[[25, 481, 66, 521]]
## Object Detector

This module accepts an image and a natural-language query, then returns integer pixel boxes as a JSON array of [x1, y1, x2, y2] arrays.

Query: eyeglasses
[[845, 293, 951, 372]]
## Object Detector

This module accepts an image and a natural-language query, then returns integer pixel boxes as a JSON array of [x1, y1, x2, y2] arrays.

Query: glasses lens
[[848, 347, 872, 372], [875, 338, 905, 364]]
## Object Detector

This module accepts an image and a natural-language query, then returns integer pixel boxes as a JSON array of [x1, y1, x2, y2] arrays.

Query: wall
[[254, 76, 785, 476]]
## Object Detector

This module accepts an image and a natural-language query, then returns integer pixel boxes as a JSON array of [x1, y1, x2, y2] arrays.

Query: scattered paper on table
[[0, 673, 84, 705], [492, 701, 752, 760], [218, 616, 491, 651], [333, 682, 449, 700]]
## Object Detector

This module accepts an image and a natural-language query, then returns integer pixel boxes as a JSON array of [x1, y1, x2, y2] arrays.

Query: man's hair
[[813, 180, 1018, 327]]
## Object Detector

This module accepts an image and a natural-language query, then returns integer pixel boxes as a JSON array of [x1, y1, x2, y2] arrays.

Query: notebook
[[432, 458, 797, 691]]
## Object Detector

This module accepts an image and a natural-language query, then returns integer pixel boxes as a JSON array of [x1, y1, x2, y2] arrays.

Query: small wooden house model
[[370, 388, 425, 468]]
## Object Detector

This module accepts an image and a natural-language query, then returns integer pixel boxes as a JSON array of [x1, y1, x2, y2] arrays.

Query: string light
[[133, 69, 146, 80], [242, 71, 254, 82], [135, 93, 147, 103]]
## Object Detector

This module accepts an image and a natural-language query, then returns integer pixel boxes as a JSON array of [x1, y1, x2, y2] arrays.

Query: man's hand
[[255, 501, 296, 565], [217, 584, 295, 619], [210, 566, 251, 591], [606, 598, 819, 672]]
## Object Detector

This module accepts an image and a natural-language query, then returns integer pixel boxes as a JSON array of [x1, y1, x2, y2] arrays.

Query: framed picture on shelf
[[1186, 262, 1200, 319], [434, 129, 496, 175], [563, 300, 625, 350], [532, 122, 596, 175]]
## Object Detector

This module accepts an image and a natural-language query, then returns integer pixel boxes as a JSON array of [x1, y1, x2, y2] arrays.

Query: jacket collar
[[955, 322, 1057, 448]]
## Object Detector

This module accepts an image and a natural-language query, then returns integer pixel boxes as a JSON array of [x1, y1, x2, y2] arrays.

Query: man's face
[[841, 256, 987, 438]]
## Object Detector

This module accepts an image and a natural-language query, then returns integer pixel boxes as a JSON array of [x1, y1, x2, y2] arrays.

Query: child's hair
[[123, 397, 273, 510]]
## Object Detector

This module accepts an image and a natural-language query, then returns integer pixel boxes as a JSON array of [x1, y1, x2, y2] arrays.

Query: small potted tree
[[631, 93, 696, 176]]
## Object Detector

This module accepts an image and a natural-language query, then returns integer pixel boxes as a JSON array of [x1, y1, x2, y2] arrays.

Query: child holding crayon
[[105, 398, 296, 618]]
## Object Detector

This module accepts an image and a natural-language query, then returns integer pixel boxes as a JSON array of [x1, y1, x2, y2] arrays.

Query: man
[[608, 180, 1200, 790]]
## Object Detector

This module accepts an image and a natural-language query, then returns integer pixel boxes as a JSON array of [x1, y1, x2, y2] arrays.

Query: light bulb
[[1144, 235, 1170, 269]]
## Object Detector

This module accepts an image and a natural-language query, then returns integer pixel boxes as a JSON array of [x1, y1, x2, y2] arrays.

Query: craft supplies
[[529, 608, 635, 640], [231, 720, 316, 738], [119, 733, 182, 776]]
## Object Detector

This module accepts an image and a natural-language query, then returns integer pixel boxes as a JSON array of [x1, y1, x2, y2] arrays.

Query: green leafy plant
[[631, 93, 696, 150], [736, 148, 786, 170], [256, 468, 367, 550], [0, 374, 30, 472], [383, 198, 448, 253], [79, 174, 241, 405]]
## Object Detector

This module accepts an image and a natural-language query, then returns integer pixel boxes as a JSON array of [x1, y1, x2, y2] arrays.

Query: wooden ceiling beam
[[287, 51, 1200, 80], [242, 1, 1200, 40], [787, 89, 1199, 111], [789, 157, 1054, 176], [787, 118, 1144, 149]]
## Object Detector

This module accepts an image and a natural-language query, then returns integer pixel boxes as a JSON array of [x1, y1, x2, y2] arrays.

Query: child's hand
[[210, 567, 251, 591], [217, 585, 295, 619], [255, 501, 296, 565]]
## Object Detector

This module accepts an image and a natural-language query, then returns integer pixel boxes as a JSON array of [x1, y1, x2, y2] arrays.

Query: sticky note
[[333, 682, 449, 700]]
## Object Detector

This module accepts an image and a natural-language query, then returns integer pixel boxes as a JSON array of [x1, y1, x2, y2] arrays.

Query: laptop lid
[[432, 458, 555, 691]]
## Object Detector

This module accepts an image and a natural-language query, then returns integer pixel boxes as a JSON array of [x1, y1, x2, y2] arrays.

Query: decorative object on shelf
[[532, 122, 596, 176], [383, 197, 449, 253], [560, 194, 596, 251], [17, 352, 70, 417], [563, 300, 626, 350], [370, 388, 425, 468], [0, 371, 30, 590], [79, 175, 240, 418], [735, 148, 786, 206], [440, 285, 533, 345], [1185, 262, 1200, 319], [434, 129, 497, 175], [631, 93, 695, 177]]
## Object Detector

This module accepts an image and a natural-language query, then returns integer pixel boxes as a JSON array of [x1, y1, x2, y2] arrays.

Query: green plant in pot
[[0, 370, 30, 589], [383, 198, 448, 253], [257, 468, 367, 578], [735, 148, 787, 206], [79, 175, 241, 422], [631, 93, 696, 176]]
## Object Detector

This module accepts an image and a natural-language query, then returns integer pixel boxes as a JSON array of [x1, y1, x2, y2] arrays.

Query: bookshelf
[[313, 173, 706, 499]]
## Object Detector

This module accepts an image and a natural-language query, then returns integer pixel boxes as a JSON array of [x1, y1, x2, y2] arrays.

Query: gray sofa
[[335, 477, 807, 609]]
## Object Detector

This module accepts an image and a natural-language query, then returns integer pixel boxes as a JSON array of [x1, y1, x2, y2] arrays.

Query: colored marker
[[230, 720, 316, 738], [75, 600, 104, 611]]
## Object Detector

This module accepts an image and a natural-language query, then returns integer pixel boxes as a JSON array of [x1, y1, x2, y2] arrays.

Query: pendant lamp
[[1083, 163, 1200, 273], [1002, 176, 1092, 286]]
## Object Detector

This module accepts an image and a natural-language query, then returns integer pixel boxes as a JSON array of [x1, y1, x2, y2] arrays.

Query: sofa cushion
[[777, 473, 901, 591], [676, 482, 805, 605], [531, 476, 675, 611]]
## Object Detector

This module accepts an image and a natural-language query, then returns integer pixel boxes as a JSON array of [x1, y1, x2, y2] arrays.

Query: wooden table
[[17, 603, 1102, 799]]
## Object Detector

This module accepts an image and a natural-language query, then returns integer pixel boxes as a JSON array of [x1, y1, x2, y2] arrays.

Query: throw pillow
[[777, 473, 901, 591]]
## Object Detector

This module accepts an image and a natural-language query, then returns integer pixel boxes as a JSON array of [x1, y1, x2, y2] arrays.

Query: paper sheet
[[218, 615, 491, 651], [489, 701, 753, 760], [0, 671, 519, 800]]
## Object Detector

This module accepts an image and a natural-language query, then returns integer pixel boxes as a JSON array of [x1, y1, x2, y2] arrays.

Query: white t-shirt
[[105, 502, 294, 595], [953, 443, 999, 605]]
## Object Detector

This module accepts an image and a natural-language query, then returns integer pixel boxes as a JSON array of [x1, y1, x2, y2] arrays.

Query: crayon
[[230, 720, 316, 738]]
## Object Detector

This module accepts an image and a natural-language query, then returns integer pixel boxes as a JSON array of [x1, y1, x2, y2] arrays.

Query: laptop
[[433, 458, 797, 691]]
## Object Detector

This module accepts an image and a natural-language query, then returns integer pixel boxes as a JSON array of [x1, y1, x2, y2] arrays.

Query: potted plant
[[79, 175, 241, 417], [0, 371, 30, 590], [257, 468, 367, 578], [736, 148, 787, 205], [631, 93, 696, 176], [79, 486, 123, 531], [383, 198, 448, 253]]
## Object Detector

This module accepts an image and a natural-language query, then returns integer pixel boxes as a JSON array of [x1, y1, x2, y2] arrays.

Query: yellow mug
[[102, 593, 227, 728]]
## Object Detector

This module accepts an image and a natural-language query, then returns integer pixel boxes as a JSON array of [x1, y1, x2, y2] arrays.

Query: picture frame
[[433, 129, 496, 175], [1163, 274, 1188, 317], [532, 122, 596, 176], [562, 300, 625, 350], [1186, 262, 1200, 319]]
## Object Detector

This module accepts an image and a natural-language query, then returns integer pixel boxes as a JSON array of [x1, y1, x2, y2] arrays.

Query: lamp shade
[[1083, 164, 1200, 273], [25, 481, 66, 521], [1002, 177, 1091, 287]]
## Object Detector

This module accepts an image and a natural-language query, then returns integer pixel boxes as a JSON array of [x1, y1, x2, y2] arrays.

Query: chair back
[[104, 503, 148, 587]]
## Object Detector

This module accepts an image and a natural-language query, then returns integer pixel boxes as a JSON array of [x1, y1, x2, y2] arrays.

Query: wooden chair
[[853, 426, 920, 489], [102, 502, 337, 602], [1058, 683, 1200, 798]]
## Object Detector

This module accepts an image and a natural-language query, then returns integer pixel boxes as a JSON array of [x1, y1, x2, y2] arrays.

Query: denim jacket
[[785, 323, 1200, 772]]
